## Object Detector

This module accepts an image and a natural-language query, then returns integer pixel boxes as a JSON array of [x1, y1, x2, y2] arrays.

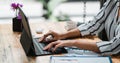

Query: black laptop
[[19, 8, 67, 56]]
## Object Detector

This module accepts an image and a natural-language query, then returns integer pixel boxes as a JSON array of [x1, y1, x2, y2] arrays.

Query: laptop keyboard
[[34, 38, 51, 54], [33, 38, 67, 55]]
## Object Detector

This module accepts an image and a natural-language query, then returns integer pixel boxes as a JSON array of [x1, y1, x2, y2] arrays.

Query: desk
[[0, 22, 120, 63]]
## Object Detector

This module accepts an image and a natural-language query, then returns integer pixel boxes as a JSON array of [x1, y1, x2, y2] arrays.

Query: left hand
[[43, 40, 75, 52]]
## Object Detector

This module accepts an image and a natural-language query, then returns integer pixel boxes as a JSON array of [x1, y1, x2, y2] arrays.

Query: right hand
[[39, 30, 64, 42]]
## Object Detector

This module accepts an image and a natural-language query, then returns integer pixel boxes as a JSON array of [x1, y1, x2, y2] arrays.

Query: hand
[[43, 40, 75, 52], [39, 30, 64, 42]]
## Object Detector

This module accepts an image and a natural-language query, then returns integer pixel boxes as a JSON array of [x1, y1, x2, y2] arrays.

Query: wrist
[[59, 33, 68, 40], [72, 40, 79, 46], [70, 40, 78, 46]]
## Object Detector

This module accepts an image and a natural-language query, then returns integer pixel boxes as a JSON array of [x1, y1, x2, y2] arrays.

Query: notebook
[[50, 56, 112, 63]]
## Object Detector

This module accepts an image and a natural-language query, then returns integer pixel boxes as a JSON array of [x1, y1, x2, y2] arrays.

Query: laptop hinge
[[27, 45, 36, 56]]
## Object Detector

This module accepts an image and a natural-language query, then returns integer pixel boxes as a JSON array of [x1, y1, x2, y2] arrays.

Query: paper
[[50, 56, 112, 63]]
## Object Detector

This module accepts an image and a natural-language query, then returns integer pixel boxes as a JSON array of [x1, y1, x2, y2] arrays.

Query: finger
[[45, 35, 54, 42], [53, 43, 63, 52], [43, 42, 53, 50], [43, 42, 57, 51], [39, 32, 53, 42], [39, 36, 45, 42]]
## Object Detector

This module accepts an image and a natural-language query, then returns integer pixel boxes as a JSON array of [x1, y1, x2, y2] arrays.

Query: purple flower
[[11, 3, 17, 10], [11, 3, 23, 10], [11, 3, 23, 19]]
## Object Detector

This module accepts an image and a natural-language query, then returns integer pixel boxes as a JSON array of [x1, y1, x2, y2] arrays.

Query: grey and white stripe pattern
[[78, 0, 120, 55]]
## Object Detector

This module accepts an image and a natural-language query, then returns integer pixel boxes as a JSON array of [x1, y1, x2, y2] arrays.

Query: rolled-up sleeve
[[96, 25, 120, 55], [77, 0, 112, 36], [78, 6, 105, 36], [96, 34, 120, 55]]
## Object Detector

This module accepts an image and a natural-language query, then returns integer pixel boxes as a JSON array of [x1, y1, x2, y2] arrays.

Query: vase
[[12, 17, 23, 32]]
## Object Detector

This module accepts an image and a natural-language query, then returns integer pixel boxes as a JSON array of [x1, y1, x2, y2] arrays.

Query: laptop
[[19, 8, 67, 56]]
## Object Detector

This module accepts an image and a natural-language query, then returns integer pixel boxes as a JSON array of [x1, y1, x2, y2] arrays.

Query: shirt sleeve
[[77, 0, 110, 36], [96, 25, 120, 55]]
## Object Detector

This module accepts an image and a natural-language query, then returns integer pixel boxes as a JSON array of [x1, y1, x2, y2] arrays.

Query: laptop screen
[[19, 7, 35, 55]]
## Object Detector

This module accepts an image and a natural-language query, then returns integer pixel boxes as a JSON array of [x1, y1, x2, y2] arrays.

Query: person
[[39, 0, 120, 55]]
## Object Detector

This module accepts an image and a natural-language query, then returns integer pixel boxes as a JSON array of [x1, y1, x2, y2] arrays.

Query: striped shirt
[[78, 0, 120, 55]]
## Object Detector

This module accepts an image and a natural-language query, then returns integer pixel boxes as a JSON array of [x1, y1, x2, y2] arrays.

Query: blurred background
[[0, 0, 103, 24]]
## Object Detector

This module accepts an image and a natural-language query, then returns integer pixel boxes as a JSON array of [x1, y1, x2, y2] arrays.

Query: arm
[[74, 39, 101, 52], [44, 30, 120, 55], [39, 29, 82, 42], [43, 38, 101, 53], [75, 26, 120, 55], [61, 28, 82, 39]]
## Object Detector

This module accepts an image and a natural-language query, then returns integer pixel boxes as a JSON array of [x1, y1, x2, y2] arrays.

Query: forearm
[[73, 39, 100, 52], [61, 28, 82, 39]]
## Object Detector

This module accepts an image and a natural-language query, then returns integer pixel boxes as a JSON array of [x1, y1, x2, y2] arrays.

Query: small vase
[[12, 17, 23, 32]]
